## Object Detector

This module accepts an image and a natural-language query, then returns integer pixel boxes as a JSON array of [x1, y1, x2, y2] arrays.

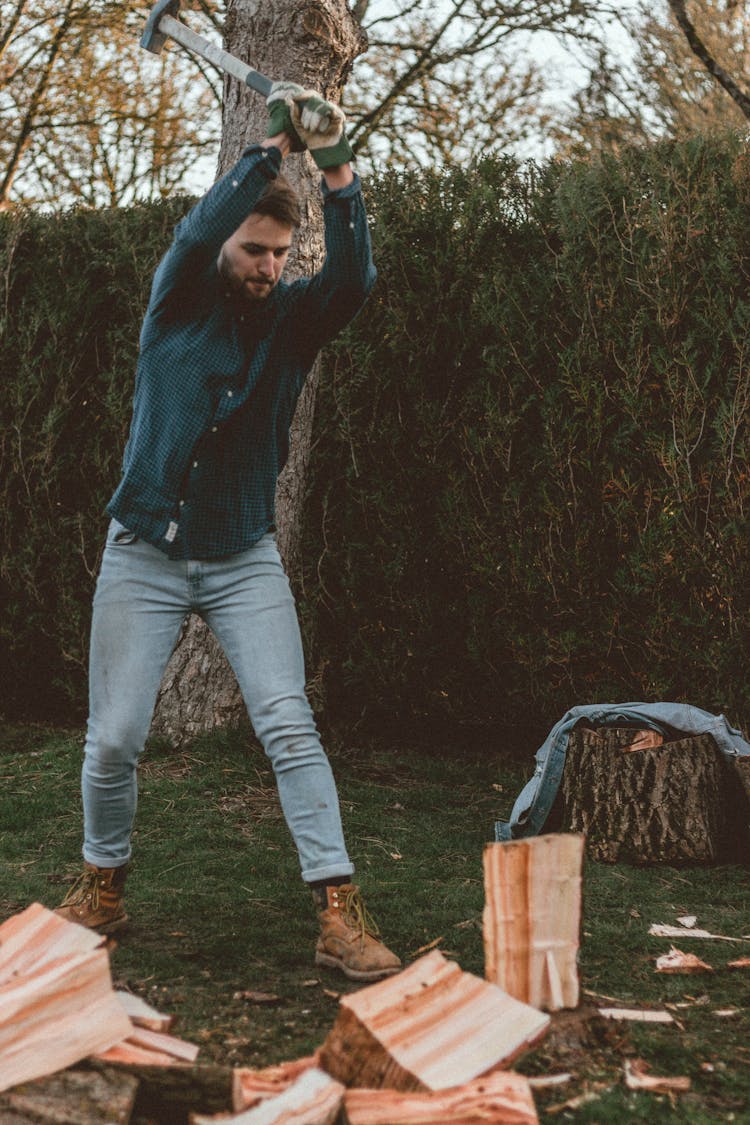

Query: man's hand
[[266, 81, 354, 169]]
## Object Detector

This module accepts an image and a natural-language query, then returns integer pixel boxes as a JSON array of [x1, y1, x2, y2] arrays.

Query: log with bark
[[319, 949, 550, 1092], [483, 834, 584, 1011], [558, 727, 750, 863]]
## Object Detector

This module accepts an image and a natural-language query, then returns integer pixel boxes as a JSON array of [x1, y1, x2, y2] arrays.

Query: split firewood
[[655, 947, 713, 974], [483, 835, 584, 1011], [343, 1070, 539, 1124], [623, 1058, 691, 1094], [0, 904, 133, 1093], [116, 989, 175, 1032], [190, 1067, 344, 1124], [233, 1054, 321, 1112], [319, 949, 550, 1091], [94, 1025, 200, 1066]]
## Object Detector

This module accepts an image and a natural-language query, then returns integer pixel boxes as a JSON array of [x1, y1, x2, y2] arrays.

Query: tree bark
[[559, 728, 749, 864], [150, 0, 366, 744]]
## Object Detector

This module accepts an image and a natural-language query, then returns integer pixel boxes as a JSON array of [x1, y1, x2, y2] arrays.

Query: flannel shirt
[[107, 144, 376, 559]]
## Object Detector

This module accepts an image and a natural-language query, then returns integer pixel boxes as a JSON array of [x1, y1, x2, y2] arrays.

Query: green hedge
[[0, 199, 192, 720], [300, 136, 750, 736], [3, 135, 750, 738]]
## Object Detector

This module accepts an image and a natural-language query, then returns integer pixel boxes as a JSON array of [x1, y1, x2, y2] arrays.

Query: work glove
[[266, 81, 354, 169]]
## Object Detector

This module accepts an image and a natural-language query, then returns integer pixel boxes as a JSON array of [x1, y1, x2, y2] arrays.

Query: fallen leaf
[[624, 1058, 691, 1094], [655, 946, 713, 974]]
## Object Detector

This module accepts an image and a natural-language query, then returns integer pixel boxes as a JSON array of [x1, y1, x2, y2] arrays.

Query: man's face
[[218, 212, 293, 302]]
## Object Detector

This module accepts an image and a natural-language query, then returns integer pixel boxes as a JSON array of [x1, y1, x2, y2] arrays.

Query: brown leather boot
[[314, 883, 401, 982], [56, 862, 128, 933]]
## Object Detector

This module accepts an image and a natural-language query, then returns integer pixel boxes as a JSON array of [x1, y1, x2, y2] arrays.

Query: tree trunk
[[559, 728, 750, 864], [150, 0, 366, 744]]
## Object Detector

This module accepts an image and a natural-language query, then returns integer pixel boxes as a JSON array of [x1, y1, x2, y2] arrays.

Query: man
[[56, 84, 401, 983]]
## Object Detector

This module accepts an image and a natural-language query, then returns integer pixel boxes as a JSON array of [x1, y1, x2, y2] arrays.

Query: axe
[[141, 0, 272, 98]]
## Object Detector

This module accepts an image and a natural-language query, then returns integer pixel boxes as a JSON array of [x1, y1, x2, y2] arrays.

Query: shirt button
[[227, 390, 233, 398], [232, 179, 238, 187], [193, 461, 198, 468], [212, 426, 218, 433], [349, 222, 355, 229], [179, 499, 185, 507]]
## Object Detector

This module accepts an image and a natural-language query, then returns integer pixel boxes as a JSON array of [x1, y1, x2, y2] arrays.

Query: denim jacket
[[495, 702, 750, 841]]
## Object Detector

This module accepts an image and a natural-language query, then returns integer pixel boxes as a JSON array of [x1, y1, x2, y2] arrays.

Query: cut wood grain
[[191, 1067, 344, 1124], [319, 950, 549, 1092], [343, 1070, 539, 1124], [483, 835, 584, 1011], [0, 905, 133, 1093]]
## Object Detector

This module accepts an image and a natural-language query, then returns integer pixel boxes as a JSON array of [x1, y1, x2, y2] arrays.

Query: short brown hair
[[254, 174, 301, 228]]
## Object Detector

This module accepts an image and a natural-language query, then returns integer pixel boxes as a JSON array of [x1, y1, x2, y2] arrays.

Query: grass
[[1, 722, 748, 1122]]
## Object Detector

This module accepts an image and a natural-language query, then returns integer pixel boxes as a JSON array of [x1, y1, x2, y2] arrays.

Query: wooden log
[[233, 1055, 321, 1112], [88, 1060, 235, 1120], [0, 1067, 139, 1124], [190, 1067, 344, 1124], [0, 905, 133, 1093], [319, 950, 549, 1092], [483, 834, 584, 1011], [560, 728, 750, 863], [343, 1070, 539, 1124]]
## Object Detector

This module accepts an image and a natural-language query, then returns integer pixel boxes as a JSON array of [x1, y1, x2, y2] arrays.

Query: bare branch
[[667, 0, 750, 119]]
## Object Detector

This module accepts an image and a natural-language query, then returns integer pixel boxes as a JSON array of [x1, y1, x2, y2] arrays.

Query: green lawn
[[1, 723, 748, 1122]]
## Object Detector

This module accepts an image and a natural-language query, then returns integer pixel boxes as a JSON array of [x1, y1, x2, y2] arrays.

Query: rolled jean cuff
[[302, 861, 355, 884]]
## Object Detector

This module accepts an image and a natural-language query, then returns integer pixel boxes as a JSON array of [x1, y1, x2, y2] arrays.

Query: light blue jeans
[[81, 520, 354, 884]]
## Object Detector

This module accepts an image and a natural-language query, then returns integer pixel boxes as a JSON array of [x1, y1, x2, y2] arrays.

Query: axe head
[[141, 0, 181, 53]]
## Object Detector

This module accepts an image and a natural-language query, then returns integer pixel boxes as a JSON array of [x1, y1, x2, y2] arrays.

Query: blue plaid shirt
[[108, 144, 376, 559]]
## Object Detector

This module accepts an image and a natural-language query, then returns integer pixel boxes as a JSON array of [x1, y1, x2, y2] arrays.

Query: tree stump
[[558, 728, 750, 864]]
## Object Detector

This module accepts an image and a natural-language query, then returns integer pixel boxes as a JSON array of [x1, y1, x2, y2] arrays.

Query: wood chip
[[598, 1007, 674, 1023], [727, 957, 750, 970], [655, 947, 713, 974], [624, 1058, 690, 1094], [649, 924, 742, 942]]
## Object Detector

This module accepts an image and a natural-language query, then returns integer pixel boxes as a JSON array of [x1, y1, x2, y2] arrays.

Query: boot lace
[[341, 886, 381, 950], [60, 868, 102, 910]]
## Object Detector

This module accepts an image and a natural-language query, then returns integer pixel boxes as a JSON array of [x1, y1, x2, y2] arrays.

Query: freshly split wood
[[483, 834, 584, 1011], [0, 903, 133, 1093], [319, 949, 550, 1091]]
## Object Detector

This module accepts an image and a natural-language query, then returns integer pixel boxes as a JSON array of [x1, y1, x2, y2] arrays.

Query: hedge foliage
[[3, 134, 750, 736], [300, 135, 750, 737], [0, 198, 192, 720]]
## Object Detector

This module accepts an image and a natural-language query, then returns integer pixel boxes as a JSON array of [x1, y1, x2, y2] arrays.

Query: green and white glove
[[266, 81, 354, 169], [266, 81, 307, 152]]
